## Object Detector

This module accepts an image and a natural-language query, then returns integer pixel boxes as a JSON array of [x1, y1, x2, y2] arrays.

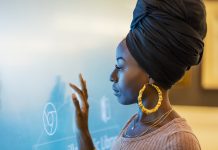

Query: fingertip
[[69, 83, 76, 89], [72, 94, 79, 106], [69, 82, 75, 87], [72, 93, 77, 100]]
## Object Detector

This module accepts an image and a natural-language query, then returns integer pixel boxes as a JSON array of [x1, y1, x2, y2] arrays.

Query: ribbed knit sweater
[[111, 114, 201, 150]]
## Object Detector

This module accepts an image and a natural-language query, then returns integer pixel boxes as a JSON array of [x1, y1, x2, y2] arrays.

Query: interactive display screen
[[0, 0, 137, 149]]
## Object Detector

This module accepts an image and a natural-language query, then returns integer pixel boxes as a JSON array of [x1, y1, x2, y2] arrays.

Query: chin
[[116, 95, 135, 105]]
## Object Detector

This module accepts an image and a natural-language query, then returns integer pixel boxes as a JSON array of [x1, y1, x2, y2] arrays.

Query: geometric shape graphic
[[100, 96, 111, 123], [42, 102, 58, 136]]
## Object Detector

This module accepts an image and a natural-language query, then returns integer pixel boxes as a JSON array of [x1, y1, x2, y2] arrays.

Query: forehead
[[116, 40, 135, 63]]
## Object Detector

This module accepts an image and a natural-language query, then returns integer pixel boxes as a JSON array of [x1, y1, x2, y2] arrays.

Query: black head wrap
[[126, 0, 207, 89]]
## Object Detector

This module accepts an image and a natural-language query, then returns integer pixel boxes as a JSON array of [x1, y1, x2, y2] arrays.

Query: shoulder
[[164, 131, 201, 150], [163, 118, 201, 150]]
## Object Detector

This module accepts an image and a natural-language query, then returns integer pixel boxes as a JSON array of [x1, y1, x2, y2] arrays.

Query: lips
[[112, 85, 120, 96]]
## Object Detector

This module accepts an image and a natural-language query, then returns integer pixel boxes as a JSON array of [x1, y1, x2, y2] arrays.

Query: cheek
[[118, 70, 146, 104]]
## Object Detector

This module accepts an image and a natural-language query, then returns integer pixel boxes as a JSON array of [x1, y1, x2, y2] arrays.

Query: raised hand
[[69, 73, 95, 150], [69, 73, 89, 131]]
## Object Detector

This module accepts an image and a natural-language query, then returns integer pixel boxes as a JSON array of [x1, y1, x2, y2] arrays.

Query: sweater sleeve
[[164, 131, 201, 150]]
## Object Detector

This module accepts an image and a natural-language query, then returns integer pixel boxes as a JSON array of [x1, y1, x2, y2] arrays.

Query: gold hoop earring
[[138, 83, 163, 115]]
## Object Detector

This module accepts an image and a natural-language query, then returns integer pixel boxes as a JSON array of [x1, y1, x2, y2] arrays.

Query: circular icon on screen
[[43, 102, 58, 136]]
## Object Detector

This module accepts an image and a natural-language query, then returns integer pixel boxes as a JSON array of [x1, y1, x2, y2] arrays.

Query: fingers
[[78, 74, 89, 110], [79, 73, 88, 99], [69, 83, 82, 95], [72, 93, 82, 115], [69, 83, 85, 101], [69, 73, 89, 113]]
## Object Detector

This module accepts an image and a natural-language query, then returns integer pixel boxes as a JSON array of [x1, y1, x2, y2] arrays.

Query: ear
[[148, 77, 155, 84]]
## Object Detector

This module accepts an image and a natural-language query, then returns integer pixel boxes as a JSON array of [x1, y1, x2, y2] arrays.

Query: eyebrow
[[116, 57, 126, 62]]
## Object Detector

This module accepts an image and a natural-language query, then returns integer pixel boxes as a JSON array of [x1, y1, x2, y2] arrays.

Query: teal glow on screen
[[0, 0, 137, 149]]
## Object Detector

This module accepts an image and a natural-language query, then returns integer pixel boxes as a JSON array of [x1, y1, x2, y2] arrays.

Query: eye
[[115, 64, 122, 70]]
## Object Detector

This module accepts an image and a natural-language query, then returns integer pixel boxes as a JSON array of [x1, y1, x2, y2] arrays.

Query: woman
[[69, 0, 207, 149]]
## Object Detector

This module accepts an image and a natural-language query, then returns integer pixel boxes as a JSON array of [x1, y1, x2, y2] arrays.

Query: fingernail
[[69, 83, 73, 87], [72, 93, 76, 99]]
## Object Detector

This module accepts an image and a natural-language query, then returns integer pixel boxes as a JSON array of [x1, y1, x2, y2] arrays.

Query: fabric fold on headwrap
[[126, 0, 207, 89]]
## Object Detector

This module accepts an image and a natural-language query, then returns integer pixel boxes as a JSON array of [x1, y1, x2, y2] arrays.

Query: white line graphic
[[42, 102, 58, 136]]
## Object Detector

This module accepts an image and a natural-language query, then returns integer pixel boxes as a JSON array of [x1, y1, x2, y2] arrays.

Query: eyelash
[[115, 65, 122, 70]]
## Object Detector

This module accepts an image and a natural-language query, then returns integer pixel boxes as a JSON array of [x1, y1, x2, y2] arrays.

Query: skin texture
[[110, 39, 149, 105], [69, 39, 180, 149]]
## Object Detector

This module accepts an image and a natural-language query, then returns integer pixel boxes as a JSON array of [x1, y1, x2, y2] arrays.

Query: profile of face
[[110, 39, 149, 105]]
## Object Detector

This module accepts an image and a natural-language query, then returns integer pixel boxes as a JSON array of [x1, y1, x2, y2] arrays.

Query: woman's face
[[110, 39, 149, 105]]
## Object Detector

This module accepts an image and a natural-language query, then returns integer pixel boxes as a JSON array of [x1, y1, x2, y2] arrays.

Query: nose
[[109, 69, 118, 83]]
